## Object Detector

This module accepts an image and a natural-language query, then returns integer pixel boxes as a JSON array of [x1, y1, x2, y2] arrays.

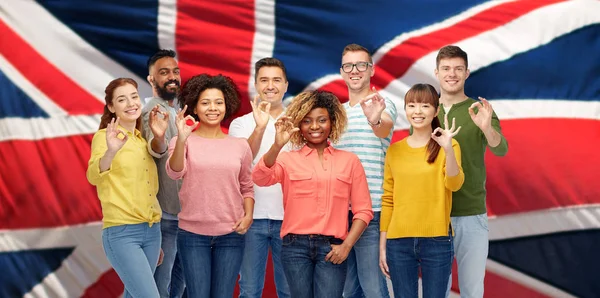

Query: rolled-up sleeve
[[252, 156, 285, 187], [87, 131, 110, 186], [165, 136, 187, 180], [239, 143, 255, 200], [445, 140, 465, 192], [349, 157, 374, 226]]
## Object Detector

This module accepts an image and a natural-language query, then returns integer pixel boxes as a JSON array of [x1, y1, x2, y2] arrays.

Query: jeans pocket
[[282, 235, 295, 246], [476, 214, 489, 231], [107, 224, 129, 235], [431, 236, 452, 242]]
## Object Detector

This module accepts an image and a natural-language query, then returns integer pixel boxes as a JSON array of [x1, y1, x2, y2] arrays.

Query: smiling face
[[435, 57, 470, 96], [194, 88, 226, 126], [255, 66, 288, 109], [340, 50, 374, 92], [108, 83, 142, 125], [300, 107, 331, 149], [150, 57, 181, 101]]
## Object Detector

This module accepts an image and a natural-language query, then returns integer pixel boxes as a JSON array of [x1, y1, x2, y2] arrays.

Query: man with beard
[[141, 49, 186, 298]]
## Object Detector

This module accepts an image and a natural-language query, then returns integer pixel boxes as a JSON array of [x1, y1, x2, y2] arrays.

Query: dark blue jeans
[[177, 229, 245, 298], [387, 232, 454, 298], [238, 219, 289, 298], [281, 234, 347, 298]]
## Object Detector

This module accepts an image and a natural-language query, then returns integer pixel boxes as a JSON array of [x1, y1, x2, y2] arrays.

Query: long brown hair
[[98, 78, 142, 131], [405, 84, 442, 163]]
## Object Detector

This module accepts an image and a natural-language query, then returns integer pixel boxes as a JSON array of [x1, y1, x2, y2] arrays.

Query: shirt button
[[324, 168, 328, 171], [147, 181, 150, 184], [146, 169, 148, 172]]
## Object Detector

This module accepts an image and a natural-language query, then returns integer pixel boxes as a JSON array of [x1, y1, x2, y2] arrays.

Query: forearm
[[483, 126, 501, 148], [379, 231, 387, 251], [263, 143, 283, 168], [99, 151, 116, 173], [342, 219, 368, 248], [243, 197, 254, 218], [371, 113, 394, 138], [150, 136, 167, 155], [168, 139, 186, 172], [247, 126, 266, 158], [444, 147, 460, 177]]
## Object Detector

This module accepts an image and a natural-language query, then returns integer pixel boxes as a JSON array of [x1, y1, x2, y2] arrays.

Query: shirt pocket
[[333, 174, 352, 200], [288, 172, 315, 199]]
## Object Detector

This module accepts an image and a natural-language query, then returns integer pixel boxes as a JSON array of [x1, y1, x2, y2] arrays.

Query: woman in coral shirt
[[252, 90, 373, 298]]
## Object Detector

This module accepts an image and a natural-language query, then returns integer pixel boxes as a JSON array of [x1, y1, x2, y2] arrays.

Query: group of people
[[86, 43, 508, 298]]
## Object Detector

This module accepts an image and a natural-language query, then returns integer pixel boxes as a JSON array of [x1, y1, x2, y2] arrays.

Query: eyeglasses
[[341, 62, 373, 73]]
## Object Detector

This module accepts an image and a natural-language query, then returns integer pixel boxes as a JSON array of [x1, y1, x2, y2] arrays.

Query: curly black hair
[[179, 74, 241, 121]]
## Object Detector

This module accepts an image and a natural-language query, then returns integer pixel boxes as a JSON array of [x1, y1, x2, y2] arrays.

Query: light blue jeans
[[238, 219, 289, 298], [447, 214, 489, 298], [102, 222, 161, 298], [153, 218, 186, 298], [343, 211, 390, 298]]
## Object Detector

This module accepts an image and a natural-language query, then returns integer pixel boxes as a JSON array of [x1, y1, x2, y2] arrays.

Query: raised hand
[[251, 94, 271, 129], [468, 97, 493, 132], [149, 105, 169, 141], [432, 113, 461, 150], [105, 117, 128, 154], [175, 105, 199, 142], [274, 116, 299, 147], [359, 86, 387, 125]]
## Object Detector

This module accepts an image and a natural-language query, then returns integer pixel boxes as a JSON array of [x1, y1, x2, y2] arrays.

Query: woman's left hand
[[325, 243, 351, 264], [432, 113, 461, 151], [232, 215, 253, 235]]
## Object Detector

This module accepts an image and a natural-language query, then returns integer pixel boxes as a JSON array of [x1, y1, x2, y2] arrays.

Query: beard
[[154, 79, 180, 101]]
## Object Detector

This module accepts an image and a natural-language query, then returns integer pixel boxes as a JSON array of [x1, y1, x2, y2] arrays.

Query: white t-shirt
[[229, 111, 287, 220]]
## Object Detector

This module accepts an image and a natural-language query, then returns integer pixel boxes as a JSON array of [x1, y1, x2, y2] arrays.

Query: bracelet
[[368, 119, 382, 128]]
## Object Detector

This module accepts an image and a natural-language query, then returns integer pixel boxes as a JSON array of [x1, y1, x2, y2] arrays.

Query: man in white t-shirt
[[229, 57, 291, 298]]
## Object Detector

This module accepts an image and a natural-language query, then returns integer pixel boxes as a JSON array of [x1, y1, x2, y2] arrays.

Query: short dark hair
[[436, 45, 468, 69], [254, 57, 287, 82], [341, 43, 373, 63], [180, 74, 241, 121], [147, 49, 177, 71]]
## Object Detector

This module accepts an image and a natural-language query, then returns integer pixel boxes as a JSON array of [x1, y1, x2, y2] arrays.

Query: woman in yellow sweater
[[379, 83, 464, 298]]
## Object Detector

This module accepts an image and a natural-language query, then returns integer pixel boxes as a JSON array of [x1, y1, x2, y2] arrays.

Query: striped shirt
[[335, 98, 398, 211]]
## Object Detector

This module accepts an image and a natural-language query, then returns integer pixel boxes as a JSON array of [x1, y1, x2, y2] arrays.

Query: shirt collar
[[299, 143, 334, 156]]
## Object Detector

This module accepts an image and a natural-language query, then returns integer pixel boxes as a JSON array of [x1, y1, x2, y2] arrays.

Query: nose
[[310, 120, 319, 130], [208, 102, 217, 110]]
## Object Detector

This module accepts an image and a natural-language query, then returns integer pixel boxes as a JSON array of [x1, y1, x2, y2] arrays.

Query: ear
[[465, 68, 470, 80], [147, 75, 154, 86], [108, 104, 115, 113], [434, 67, 439, 76], [370, 63, 375, 78], [435, 105, 440, 117]]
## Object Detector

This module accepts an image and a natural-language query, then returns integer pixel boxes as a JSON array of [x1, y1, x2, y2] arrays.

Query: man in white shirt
[[229, 57, 291, 298]]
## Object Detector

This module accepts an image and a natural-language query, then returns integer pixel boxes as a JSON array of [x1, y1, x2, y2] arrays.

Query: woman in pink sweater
[[166, 74, 254, 298]]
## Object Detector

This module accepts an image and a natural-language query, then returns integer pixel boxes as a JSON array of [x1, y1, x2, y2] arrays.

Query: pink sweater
[[166, 135, 254, 236]]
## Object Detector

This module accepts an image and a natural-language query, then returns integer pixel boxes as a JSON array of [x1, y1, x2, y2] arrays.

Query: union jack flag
[[1, 0, 598, 297]]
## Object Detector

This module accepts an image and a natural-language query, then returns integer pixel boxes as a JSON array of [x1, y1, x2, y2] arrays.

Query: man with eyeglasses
[[335, 43, 396, 298]]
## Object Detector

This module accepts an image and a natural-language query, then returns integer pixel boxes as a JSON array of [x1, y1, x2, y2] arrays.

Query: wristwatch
[[368, 119, 382, 128]]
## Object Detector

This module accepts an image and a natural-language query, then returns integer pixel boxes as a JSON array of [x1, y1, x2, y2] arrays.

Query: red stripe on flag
[[176, 0, 256, 125], [318, 0, 564, 102], [81, 269, 124, 298], [0, 136, 102, 230], [0, 20, 104, 115], [392, 118, 600, 216]]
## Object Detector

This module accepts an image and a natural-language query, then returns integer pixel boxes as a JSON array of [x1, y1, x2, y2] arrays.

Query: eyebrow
[[158, 67, 180, 72]]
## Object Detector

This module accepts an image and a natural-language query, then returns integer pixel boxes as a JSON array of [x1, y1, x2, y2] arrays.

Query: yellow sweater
[[380, 138, 464, 238]]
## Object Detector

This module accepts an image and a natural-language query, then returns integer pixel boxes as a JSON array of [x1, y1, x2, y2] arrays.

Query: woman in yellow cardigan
[[379, 83, 464, 298]]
